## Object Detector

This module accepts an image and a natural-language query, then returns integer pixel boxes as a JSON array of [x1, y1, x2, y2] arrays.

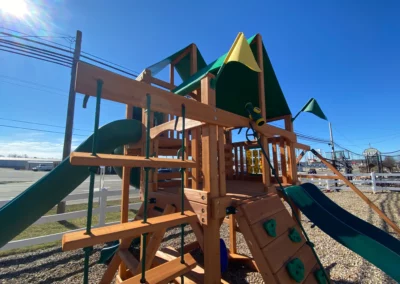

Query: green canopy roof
[[147, 35, 291, 120]]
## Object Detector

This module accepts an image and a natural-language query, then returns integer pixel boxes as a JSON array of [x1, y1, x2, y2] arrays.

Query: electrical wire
[[0, 44, 72, 66], [0, 48, 72, 68], [0, 124, 88, 137], [80, 54, 138, 78], [0, 117, 91, 132], [0, 38, 73, 60], [81, 51, 140, 75]]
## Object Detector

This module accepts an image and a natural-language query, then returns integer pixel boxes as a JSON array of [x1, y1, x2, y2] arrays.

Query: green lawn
[[0, 198, 141, 257]]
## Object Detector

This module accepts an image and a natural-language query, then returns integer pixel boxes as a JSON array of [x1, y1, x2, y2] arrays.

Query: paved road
[[0, 168, 139, 202]]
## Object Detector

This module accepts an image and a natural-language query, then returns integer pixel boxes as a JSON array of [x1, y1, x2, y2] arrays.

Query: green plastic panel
[[285, 183, 400, 282]]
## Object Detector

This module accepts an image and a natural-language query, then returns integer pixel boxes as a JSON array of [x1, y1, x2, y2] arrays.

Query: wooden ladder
[[235, 193, 326, 284]]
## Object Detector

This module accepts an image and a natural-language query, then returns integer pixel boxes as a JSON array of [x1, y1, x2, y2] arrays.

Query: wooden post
[[229, 215, 237, 254], [272, 142, 279, 177], [218, 127, 226, 196], [239, 146, 244, 180], [58, 30, 82, 214], [119, 104, 133, 280], [255, 34, 270, 191], [201, 74, 221, 283], [190, 44, 200, 189], [279, 137, 288, 184], [234, 146, 239, 180], [284, 115, 298, 184]]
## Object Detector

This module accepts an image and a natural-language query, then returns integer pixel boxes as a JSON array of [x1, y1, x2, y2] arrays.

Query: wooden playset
[[59, 33, 400, 283]]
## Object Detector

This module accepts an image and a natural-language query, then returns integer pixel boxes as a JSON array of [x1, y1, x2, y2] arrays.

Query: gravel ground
[[0, 191, 399, 283]]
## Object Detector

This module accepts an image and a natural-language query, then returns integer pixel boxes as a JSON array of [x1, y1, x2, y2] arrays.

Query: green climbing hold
[[314, 269, 328, 284], [263, 219, 277, 237], [289, 227, 302, 243], [286, 258, 305, 283]]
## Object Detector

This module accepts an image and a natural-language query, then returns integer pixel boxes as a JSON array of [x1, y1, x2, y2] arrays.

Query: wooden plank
[[211, 196, 231, 219], [70, 152, 198, 168], [183, 187, 209, 204], [235, 210, 277, 283], [296, 150, 306, 164], [122, 253, 196, 284], [135, 204, 175, 273], [200, 74, 222, 284], [279, 137, 288, 184], [303, 264, 323, 284], [150, 76, 176, 90], [191, 128, 200, 189], [75, 62, 297, 141], [241, 194, 285, 225], [250, 209, 295, 249], [239, 146, 244, 180], [294, 142, 310, 151], [274, 243, 317, 284], [228, 253, 258, 272], [285, 116, 298, 183], [148, 191, 208, 225], [171, 46, 191, 66], [118, 249, 139, 274], [272, 142, 279, 176], [158, 171, 181, 180], [262, 224, 306, 273], [298, 174, 339, 180], [313, 150, 400, 235], [100, 253, 122, 284], [218, 126, 226, 196], [189, 221, 204, 251], [119, 166, 131, 279], [229, 215, 237, 254], [62, 211, 197, 251], [150, 118, 203, 139], [234, 146, 239, 179]]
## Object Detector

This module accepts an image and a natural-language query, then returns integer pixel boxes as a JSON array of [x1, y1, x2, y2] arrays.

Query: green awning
[[173, 35, 291, 119]]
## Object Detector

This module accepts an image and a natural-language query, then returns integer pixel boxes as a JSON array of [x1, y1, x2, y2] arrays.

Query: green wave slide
[[0, 119, 143, 249], [285, 183, 400, 282]]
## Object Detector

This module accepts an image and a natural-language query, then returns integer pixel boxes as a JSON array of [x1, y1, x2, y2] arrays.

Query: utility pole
[[58, 30, 82, 214]]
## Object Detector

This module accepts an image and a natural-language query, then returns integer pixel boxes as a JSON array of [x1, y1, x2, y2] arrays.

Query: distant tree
[[382, 156, 396, 172]]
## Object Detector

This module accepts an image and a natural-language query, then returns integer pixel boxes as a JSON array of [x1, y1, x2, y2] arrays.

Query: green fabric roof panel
[[146, 44, 207, 82], [173, 35, 291, 119]]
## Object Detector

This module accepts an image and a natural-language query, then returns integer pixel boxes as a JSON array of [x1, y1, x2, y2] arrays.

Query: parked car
[[308, 168, 317, 174], [158, 168, 172, 173], [32, 164, 53, 172]]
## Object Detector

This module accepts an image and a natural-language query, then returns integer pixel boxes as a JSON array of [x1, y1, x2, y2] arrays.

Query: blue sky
[[1, 0, 399, 158]]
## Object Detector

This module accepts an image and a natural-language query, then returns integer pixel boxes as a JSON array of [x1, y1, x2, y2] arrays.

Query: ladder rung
[[62, 211, 197, 251], [122, 253, 196, 284], [70, 152, 198, 168]]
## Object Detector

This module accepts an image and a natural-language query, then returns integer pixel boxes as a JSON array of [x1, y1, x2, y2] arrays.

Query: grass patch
[[0, 198, 141, 257]]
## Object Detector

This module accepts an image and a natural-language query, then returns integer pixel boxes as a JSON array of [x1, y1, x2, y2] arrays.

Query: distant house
[[0, 157, 61, 170]]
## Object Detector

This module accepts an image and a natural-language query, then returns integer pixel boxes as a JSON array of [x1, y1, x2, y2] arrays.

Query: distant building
[[0, 157, 61, 170]]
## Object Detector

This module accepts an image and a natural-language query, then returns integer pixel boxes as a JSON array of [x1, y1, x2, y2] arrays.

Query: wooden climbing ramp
[[234, 193, 327, 284]]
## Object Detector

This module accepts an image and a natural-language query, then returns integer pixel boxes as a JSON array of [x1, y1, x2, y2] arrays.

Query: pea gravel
[[0, 191, 398, 283]]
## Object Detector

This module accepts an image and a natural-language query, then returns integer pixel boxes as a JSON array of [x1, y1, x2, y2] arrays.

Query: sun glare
[[0, 0, 29, 18]]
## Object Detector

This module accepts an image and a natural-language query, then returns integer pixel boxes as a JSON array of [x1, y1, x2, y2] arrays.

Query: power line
[[0, 47, 72, 68], [0, 38, 73, 61], [80, 54, 138, 78], [0, 117, 91, 133], [0, 74, 67, 93], [81, 51, 140, 75], [0, 124, 87, 137], [0, 43, 72, 66]]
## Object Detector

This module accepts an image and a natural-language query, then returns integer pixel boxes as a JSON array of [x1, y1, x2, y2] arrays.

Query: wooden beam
[[234, 146, 239, 179], [62, 211, 198, 251], [171, 46, 191, 66], [229, 215, 237, 254], [294, 142, 310, 151], [75, 62, 296, 141], [150, 76, 176, 90], [201, 74, 222, 283], [272, 142, 279, 177], [298, 174, 339, 180], [218, 127, 226, 196], [135, 204, 175, 273], [70, 152, 198, 168], [296, 150, 306, 164], [118, 249, 139, 274], [279, 137, 288, 184], [150, 118, 204, 139], [256, 34, 271, 191], [122, 253, 196, 284], [313, 150, 400, 235], [119, 166, 131, 279], [239, 146, 244, 180], [100, 253, 122, 284], [285, 115, 297, 184]]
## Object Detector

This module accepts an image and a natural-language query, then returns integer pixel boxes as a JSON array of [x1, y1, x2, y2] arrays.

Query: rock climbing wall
[[235, 193, 328, 284]]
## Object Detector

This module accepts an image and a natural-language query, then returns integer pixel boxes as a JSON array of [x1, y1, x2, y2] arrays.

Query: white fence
[[0, 188, 142, 251], [299, 172, 400, 193]]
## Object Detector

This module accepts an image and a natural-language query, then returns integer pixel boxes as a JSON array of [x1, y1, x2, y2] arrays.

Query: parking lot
[[0, 168, 138, 202]]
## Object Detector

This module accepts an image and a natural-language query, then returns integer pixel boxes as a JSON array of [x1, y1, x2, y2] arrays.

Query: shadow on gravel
[[0, 247, 62, 267], [37, 262, 97, 284], [0, 248, 101, 281]]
